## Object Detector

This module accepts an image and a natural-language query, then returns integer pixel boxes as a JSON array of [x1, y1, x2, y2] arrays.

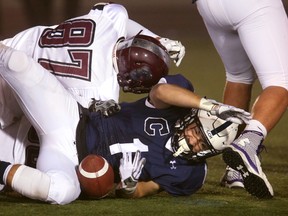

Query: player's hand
[[159, 38, 185, 67], [211, 104, 251, 124], [199, 98, 252, 124], [88, 99, 121, 117], [119, 151, 146, 194]]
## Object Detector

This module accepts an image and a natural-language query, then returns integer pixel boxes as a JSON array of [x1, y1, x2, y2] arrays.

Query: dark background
[[0, 1, 206, 40]]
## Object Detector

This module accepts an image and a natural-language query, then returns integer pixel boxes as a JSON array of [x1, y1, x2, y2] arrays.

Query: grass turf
[[1, 42, 287, 215]]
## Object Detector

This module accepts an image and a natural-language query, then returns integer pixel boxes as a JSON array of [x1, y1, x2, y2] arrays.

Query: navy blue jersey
[[84, 74, 207, 196]]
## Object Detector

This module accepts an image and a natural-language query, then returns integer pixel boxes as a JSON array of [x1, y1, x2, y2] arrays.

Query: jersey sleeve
[[158, 74, 195, 92], [88, 3, 129, 40]]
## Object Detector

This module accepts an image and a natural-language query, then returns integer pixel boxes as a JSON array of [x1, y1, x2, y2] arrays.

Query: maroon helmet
[[113, 34, 170, 93]]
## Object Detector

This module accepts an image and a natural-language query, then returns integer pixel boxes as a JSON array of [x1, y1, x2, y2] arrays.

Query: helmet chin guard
[[113, 34, 170, 93], [171, 109, 238, 162]]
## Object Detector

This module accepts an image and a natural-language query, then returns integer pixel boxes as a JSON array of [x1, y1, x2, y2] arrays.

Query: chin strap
[[173, 138, 191, 157]]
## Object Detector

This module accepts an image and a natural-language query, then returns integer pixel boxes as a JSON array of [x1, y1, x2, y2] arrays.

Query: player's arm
[[127, 19, 159, 38], [126, 19, 185, 67], [149, 83, 251, 124], [149, 83, 202, 109], [116, 180, 161, 198], [132, 181, 162, 198]]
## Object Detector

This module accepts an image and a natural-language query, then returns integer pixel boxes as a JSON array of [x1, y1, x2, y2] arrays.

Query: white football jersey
[[2, 3, 128, 107], [0, 4, 129, 192]]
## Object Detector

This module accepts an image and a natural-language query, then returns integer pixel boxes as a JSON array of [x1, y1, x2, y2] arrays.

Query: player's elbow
[[149, 84, 171, 109]]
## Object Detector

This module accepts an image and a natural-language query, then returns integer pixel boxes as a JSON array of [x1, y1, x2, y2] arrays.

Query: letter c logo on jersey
[[144, 117, 170, 136]]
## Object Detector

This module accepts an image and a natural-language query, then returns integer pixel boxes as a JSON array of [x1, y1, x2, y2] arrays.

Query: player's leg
[[0, 117, 80, 204], [237, 1, 288, 132], [196, 0, 252, 190], [0, 43, 80, 135], [232, 0, 288, 132], [0, 78, 23, 129], [1, 140, 80, 204], [223, 0, 288, 199], [36, 134, 81, 204], [223, 82, 252, 111], [0, 120, 21, 192], [196, 0, 275, 198], [0, 44, 81, 204]]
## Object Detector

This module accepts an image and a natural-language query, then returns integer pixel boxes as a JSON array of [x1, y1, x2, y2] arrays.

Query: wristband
[[199, 98, 214, 111]]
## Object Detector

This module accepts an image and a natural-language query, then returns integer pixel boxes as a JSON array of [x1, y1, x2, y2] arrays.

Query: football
[[76, 154, 114, 199]]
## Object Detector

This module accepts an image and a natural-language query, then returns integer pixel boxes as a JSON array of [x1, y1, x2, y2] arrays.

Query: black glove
[[88, 99, 121, 117]]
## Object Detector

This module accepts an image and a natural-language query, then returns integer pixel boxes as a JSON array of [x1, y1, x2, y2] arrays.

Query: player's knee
[[8, 165, 51, 202], [7, 50, 31, 73], [8, 165, 80, 204], [47, 172, 81, 205]]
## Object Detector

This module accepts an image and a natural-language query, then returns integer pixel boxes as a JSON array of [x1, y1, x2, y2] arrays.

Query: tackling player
[[0, 44, 251, 204], [0, 2, 185, 129]]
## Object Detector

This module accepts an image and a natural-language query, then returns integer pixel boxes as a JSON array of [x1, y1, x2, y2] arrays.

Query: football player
[[0, 44, 251, 204], [0, 2, 185, 183], [0, 2, 184, 129]]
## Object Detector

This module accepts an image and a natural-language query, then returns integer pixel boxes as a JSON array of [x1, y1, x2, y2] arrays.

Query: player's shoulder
[[89, 2, 128, 17], [159, 74, 194, 92]]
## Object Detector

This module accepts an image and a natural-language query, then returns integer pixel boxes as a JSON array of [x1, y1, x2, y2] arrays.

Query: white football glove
[[119, 151, 146, 194], [199, 98, 252, 124], [159, 38, 185, 67]]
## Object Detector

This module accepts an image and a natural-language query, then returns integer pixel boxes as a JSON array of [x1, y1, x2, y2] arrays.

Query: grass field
[[0, 1, 288, 215]]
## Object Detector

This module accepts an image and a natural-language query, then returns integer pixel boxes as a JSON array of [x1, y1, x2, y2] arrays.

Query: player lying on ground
[[0, 44, 251, 204]]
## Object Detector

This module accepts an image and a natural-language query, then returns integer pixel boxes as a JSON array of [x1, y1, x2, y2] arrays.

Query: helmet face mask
[[113, 34, 170, 93], [172, 109, 238, 162]]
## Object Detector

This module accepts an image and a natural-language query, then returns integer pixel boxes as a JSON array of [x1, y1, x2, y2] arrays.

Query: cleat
[[222, 131, 273, 199], [220, 166, 244, 189]]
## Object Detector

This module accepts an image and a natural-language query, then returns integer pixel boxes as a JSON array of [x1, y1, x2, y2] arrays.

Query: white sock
[[244, 119, 267, 138]]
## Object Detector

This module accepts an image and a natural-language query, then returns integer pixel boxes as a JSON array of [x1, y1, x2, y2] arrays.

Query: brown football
[[76, 154, 114, 199]]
